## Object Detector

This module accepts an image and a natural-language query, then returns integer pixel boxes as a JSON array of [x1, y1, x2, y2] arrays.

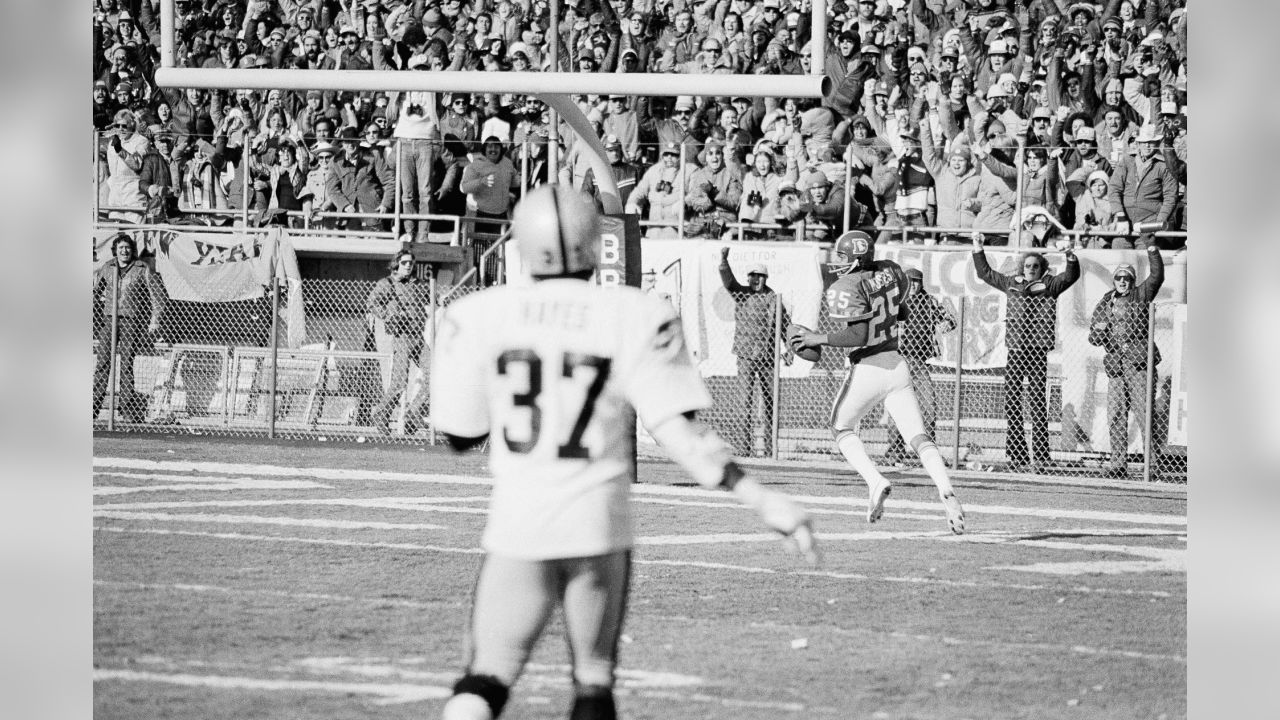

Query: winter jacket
[[973, 248, 1080, 350], [1088, 248, 1165, 375]]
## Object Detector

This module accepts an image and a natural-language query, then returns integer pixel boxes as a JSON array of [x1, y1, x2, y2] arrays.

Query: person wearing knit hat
[[1087, 242, 1166, 479], [781, 165, 842, 242], [1070, 167, 1114, 244]]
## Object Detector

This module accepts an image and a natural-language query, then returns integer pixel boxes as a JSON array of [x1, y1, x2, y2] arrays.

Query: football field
[[93, 435, 1186, 719]]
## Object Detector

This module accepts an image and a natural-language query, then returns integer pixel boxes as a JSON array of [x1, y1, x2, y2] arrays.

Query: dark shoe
[[1102, 466, 1128, 479]]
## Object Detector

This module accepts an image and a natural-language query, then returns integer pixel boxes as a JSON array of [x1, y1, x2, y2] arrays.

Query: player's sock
[[569, 683, 617, 720], [911, 437, 956, 497], [443, 674, 509, 720], [836, 432, 890, 489]]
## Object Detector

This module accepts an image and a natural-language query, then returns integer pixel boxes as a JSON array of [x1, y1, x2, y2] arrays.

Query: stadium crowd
[[93, 0, 1188, 248]]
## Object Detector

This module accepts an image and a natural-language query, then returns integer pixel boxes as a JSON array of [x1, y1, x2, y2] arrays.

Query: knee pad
[[451, 674, 510, 718], [570, 683, 617, 720], [833, 427, 860, 443]]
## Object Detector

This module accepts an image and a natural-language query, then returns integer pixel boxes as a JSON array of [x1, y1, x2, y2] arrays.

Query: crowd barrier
[[92, 224, 1186, 483]]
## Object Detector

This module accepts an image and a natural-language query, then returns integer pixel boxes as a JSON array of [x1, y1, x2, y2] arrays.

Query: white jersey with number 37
[[430, 279, 712, 559]]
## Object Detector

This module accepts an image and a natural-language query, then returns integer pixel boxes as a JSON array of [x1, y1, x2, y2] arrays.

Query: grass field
[[93, 434, 1186, 719]]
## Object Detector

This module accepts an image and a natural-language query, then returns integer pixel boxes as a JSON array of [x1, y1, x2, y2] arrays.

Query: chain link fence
[[770, 288, 1184, 483], [93, 227, 1186, 482]]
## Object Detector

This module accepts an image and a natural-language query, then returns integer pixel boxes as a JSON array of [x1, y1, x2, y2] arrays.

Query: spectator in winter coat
[[1072, 170, 1116, 246], [1088, 246, 1166, 478], [971, 230, 1080, 473], [627, 142, 700, 238], [1107, 123, 1179, 249], [920, 123, 981, 238]]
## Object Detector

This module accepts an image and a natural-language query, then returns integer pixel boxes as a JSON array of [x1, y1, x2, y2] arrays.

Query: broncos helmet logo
[[828, 230, 875, 275]]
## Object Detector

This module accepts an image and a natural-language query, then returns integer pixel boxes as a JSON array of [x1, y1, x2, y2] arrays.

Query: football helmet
[[828, 230, 875, 275], [511, 185, 601, 277]]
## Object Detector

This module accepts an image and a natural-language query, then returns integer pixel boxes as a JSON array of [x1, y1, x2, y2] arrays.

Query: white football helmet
[[512, 185, 601, 277], [828, 230, 875, 275]]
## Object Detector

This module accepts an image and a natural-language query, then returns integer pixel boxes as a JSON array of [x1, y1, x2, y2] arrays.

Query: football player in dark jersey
[[790, 231, 965, 534]]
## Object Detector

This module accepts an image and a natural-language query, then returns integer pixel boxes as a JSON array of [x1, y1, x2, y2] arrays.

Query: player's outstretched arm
[[647, 413, 820, 566], [791, 320, 870, 349]]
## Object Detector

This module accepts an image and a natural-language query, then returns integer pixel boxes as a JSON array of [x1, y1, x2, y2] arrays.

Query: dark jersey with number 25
[[824, 259, 910, 363]]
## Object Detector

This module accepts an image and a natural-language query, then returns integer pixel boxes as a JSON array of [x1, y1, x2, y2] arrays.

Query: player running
[[788, 230, 965, 535], [430, 185, 818, 720]]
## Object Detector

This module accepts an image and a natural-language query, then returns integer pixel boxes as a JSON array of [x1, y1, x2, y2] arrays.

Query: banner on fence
[[94, 227, 307, 348], [639, 240, 829, 378]]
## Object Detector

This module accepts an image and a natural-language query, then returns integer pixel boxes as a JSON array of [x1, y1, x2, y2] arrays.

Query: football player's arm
[[646, 413, 818, 565], [429, 310, 491, 450], [816, 320, 871, 348]]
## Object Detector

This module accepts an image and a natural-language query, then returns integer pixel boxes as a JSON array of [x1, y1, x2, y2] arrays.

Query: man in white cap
[[718, 247, 792, 457], [1107, 123, 1178, 249]]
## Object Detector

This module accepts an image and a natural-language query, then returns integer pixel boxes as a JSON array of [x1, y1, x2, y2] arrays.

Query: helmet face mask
[[829, 230, 874, 275], [512, 185, 601, 278]]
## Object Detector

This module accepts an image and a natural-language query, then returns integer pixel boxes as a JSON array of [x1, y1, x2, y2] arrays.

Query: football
[[786, 323, 822, 363]]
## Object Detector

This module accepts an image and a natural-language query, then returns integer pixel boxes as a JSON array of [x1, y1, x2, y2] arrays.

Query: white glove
[[733, 477, 820, 566]]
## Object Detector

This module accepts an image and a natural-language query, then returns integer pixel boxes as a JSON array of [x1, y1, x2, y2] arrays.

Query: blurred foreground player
[[789, 230, 965, 534], [430, 185, 819, 720]]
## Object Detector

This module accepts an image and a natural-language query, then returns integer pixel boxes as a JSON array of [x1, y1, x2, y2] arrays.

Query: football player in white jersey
[[430, 185, 818, 720], [789, 230, 965, 535]]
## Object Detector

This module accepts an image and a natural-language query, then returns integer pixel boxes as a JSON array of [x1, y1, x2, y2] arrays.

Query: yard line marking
[[95, 526, 1177, 598], [95, 657, 822, 713], [94, 511, 446, 532], [96, 497, 489, 512], [95, 480, 331, 496], [95, 457, 1185, 526], [95, 457, 490, 486], [93, 669, 451, 705], [748, 621, 1186, 664], [96, 525, 483, 554], [96, 471, 331, 485], [94, 580, 460, 610]]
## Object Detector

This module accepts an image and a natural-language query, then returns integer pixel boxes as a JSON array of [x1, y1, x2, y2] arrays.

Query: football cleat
[[867, 479, 891, 524], [941, 492, 965, 535]]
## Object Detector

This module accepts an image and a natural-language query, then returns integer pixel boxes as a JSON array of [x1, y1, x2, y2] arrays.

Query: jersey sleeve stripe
[[830, 311, 874, 322]]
